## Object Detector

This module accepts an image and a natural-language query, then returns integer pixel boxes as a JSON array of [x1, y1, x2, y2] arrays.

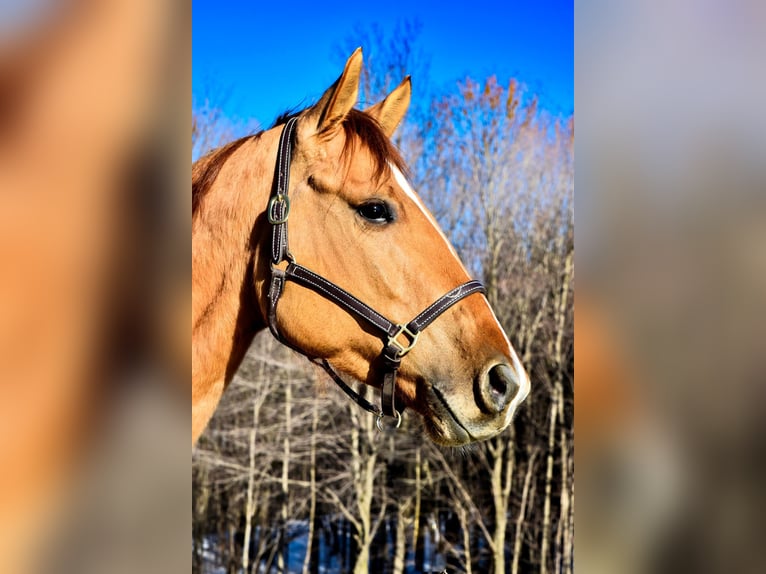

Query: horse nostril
[[481, 364, 520, 414], [489, 368, 508, 396]]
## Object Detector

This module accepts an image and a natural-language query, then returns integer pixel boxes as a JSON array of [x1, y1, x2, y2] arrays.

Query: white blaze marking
[[389, 166, 531, 405], [391, 164, 464, 264]]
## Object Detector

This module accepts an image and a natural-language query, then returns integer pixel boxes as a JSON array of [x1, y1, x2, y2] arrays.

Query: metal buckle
[[267, 194, 290, 224], [387, 324, 419, 357], [376, 410, 402, 432]]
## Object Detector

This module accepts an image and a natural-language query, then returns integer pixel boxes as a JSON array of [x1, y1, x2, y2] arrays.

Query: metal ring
[[376, 410, 402, 432], [267, 194, 290, 224], [387, 324, 420, 357]]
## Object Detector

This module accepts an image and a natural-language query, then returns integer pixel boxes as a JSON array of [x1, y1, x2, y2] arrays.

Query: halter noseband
[[265, 117, 486, 429]]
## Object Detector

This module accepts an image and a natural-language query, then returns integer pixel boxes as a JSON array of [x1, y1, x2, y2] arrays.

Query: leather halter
[[265, 117, 486, 429]]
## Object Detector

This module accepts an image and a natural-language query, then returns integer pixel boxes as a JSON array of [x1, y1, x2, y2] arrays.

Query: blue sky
[[193, 1, 572, 128]]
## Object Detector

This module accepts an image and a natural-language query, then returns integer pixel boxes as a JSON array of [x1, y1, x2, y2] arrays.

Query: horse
[[192, 48, 530, 445]]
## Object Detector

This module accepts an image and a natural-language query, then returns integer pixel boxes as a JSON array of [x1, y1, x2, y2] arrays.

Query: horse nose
[[478, 363, 520, 414]]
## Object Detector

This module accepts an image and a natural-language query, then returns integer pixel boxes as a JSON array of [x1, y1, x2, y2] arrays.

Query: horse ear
[[365, 76, 411, 137], [309, 47, 363, 133]]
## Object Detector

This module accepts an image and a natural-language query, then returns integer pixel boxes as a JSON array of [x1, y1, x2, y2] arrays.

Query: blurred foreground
[[0, 1, 188, 573], [577, 1, 766, 573]]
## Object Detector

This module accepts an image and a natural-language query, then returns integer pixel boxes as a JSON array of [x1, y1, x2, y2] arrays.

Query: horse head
[[252, 49, 530, 445]]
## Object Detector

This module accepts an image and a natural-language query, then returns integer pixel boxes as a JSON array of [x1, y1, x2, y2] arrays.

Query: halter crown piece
[[266, 117, 486, 430]]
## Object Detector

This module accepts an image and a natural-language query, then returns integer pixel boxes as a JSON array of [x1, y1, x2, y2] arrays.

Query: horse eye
[[357, 201, 392, 223]]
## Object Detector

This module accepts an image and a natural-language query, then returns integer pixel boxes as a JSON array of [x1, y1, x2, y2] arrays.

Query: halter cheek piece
[[265, 117, 486, 430]]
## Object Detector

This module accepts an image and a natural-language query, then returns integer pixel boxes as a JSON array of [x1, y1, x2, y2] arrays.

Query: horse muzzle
[[420, 359, 529, 446]]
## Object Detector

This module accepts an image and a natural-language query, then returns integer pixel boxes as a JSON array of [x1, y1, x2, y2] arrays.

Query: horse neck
[[192, 129, 280, 390]]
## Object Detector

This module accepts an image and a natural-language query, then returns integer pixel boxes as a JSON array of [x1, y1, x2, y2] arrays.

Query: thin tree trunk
[[350, 423, 365, 574], [458, 503, 473, 574], [414, 447, 424, 571], [352, 440, 378, 574], [548, 249, 572, 573], [511, 450, 538, 574], [490, 438, 512, 574], [556, 396, 572, 574], [346, 409, 383, 574], [560, 406, 574, 574], [302, 396, 319, 574], [414, 447, 421, 550], [353, 540, 370, 574], [392, 504, 407, 574], [278, 382, 292, 573], [241, 397, 263, 574], [241, 426, 256, 573], [565, 461, 574, 574], [540, 389, 559, 574], [262, 536, 280, 574], [227, 522, 237, 574]]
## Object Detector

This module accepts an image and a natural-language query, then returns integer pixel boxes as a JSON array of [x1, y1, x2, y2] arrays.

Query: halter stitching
[[291, 266, 392, 333]]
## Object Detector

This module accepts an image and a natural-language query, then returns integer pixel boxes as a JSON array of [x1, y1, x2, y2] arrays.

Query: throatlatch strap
[[319, 359, 380, 415]]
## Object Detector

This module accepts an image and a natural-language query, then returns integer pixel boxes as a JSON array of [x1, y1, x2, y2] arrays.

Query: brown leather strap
[[285, 263, 399, 338], [283, 262, 483, 418], [286, 265, 485, 342], [380, 346, 403, 418], [267, 268, 287, 341], [318, 359, 379, 415], [406, 280, 486, 332], [269, 117, 298, 265]]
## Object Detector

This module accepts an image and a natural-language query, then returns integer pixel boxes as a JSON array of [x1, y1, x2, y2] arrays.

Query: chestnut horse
[[192, 49, 530, 445]]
